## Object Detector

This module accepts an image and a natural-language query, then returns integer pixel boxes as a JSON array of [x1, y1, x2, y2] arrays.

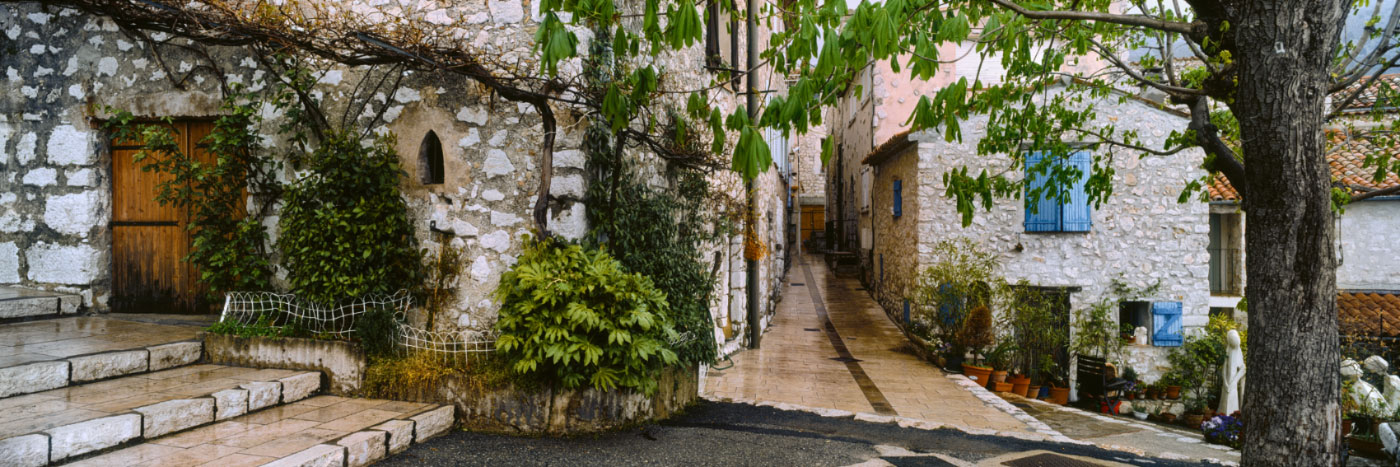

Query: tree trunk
[[1229, 1, 1347, 464]]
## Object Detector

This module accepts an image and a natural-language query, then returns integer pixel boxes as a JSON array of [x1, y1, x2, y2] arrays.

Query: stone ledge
[[0, 360, 69, 398], [70, 349, 149, 383], [147, 341, 201, 371], [204, 334, 363, 395], [372, 419, 415, 454], [241, 380, 282, 411], [212, 388, 249, 420], [336, 430, 388, 467], [410, 405, 454, 442], [44, 414, 142, 462], [280, 372, 321, 403], [0, 434, 48, 467], [133, 398, 215, 438], [264, 443, 346, 467]]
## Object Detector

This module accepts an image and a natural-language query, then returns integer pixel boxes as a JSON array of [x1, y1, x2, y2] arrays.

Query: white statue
[[1385, 375, 1400, 410], [1367, 356, 1391, 374], [1218, 330, 1246, 414], [1343, 358, 1390, 414], [1134, 326, 1148, 346]]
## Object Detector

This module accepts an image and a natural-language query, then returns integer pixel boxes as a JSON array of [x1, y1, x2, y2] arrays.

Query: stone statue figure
[[1343, 358, 1390, 414], [1134, 326, 1149, 346], [1385, 375, 1400, 410], [1218, 330, 1246, 414]]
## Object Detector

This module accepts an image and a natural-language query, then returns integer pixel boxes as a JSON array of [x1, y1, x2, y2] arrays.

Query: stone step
[[0, 365, 324, 466], [0, 287, 81, 322], [56, 396, 454, 467], [0, 317, 205, 398]]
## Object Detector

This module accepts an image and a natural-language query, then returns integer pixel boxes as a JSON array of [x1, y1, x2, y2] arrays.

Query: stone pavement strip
[[703, 255, 1052, 439]]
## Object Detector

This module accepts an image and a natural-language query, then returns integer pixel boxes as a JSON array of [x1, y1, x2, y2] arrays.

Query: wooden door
[[111, 121, 214, 314], [800, 204, 825, 242]]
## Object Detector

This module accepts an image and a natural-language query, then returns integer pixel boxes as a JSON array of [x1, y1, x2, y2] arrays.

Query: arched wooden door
[[110, 121, 214, 314]]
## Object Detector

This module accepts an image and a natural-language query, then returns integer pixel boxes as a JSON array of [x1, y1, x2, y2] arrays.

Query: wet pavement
[[703, 255, 1037, 435], [0, 315, 206, 368], [1008, 394, 1241, 464]]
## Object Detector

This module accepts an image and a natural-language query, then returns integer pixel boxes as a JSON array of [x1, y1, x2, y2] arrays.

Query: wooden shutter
[[1152, 301, 1183, 347], [892, 179, 902, 218], [1061, 151, 1093, 232], [1023, 151, 1060, 232]]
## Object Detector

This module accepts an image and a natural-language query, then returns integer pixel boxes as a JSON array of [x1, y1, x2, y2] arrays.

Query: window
[[705, 0, 739, 85], [1023, 151, 1092, 233], [892, 179, 902, 218], [418, 130, 444, 185], [1119, 301, 1152, 343], [1209, 213, 1242, 295]]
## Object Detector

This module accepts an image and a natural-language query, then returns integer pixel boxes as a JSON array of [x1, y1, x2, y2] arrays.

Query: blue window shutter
[[892, 180, 903, 218], [1152, 301, 1183, 347], [1024, 152, 1060, 232], [1062, 151, 1093, 232]]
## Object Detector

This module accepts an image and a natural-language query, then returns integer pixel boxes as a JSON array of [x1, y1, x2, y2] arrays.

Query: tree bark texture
[[1228, 0, 1347, 464]]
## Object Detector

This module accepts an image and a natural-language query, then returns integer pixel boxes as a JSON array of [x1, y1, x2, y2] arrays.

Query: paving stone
[[262, 443, 345, 467], [241, 381, 282, 411], [212, 388, 249, 420], [45, 413, 142, 462], [134, 398, 215, 438], [70, 349, 149, 382], [337, 430, 388, 467], [280, 372, 321, 403], [0, 360, 69, 398], [0, 296, 60, 319], [373, 419, 415, 454], [411, 405, 454, 441], [147, 341, 201, 371], [0, 433, 48, 467]]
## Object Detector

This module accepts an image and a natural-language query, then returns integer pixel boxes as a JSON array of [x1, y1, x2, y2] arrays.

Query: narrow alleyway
[[703, 254, 1037, 435]]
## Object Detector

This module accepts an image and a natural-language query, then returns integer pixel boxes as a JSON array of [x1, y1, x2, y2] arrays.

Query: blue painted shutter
[[892, 180, 903, 218], [937, 283, 964, 327], [1024, 152, 1061, 232], [1062, 151, 1093, 232], [1152, 302, 1183, 347]]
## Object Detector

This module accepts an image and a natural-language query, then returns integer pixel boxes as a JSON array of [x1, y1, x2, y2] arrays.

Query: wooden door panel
[[112, 225, 197, 313], [112, 146, 179, 223]]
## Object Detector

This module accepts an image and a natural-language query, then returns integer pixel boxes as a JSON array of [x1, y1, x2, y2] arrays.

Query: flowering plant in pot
[[986, 341, 1014, 384], [1132, 402, 1149, 420], [1201, 412, 1244, 448]]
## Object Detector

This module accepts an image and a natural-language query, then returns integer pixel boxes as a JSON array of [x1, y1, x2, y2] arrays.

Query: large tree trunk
[[1229, 1, 1347, 464]]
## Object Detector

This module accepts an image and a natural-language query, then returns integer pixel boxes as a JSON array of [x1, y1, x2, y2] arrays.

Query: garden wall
[[394, 365, 699, 435], [204, 334, 366, 395]]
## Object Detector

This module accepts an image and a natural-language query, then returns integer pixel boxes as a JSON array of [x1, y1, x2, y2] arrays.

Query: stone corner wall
[[203, 333, 367, 395], [868, 147, 920, 317]]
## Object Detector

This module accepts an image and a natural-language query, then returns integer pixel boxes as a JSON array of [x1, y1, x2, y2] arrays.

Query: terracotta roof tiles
[[1207, 134, 1399, 202], [1339, 291, 1400, 337]]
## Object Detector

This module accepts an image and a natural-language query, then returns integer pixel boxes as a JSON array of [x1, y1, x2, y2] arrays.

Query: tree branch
[[1185, 97, 1246, 199], [1348, 184, 1400, 202], [984, 0, 1201, 38]]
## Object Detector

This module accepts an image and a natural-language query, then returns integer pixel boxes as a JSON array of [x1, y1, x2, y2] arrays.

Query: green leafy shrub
[[206, 313, 308, 338], [494, 237, 680, 395], [278, 132, 423, 305], [354, 307, 400, 360]]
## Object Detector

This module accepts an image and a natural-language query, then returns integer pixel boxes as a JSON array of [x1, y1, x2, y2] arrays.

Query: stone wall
[[204, 334, 367, 395], [910, 91, 1211, 385], [868, 146, 920, 313], [1338, 200, 1400, 290], [1, 0, 787, 348]]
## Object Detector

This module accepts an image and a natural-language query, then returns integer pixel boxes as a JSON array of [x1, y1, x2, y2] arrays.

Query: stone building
[[0, 0, 792, 353], [824, 47, 1213, 386]]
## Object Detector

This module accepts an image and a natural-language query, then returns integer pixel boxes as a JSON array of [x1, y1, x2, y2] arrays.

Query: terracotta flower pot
[[1008, 374, 1031, 384], [1048, 387, 1071, 405], [1026, 385, 1041, 399], [1184, 413, 1205, 429], [1145, 389, 1158, 400], [991, 370, 1008, 383], [1162, 413, 1177, 423], [1165, 386, 1182, 399], [993, 381, 1014, 393], [1011, 381, 1030, 396], [962, 365, 994, 386]]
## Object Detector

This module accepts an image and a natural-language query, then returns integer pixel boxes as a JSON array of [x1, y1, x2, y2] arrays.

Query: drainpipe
[[745, 0, 761, 349]]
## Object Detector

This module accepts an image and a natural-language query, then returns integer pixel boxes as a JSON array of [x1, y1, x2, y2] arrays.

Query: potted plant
[[1145, 382, 1159, 400], [1120, 322, 1136, 342], [958, 304, 996, 385], [1132, 402, 1149, 420], [1009, 372, 1031, 396], [986, 341, 1014, 384], [1121, 366, 1139, 400], [1040, 361, 1070, 405]]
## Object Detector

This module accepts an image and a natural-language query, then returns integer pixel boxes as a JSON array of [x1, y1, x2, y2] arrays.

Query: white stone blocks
[[134, 398, 215, 438], [483, 149, 514, 177], [337, 430, 388, 467], [549, 174, 585, 198], [21, 167, 56, 186], [372, 420, 415, 454], [552, 149, 585, 169], [45, 414, 141, 462], [487, 0, 524, 23], [42, 191, 102, 237], [0, 360, 69, 397], [411, 405, 454, 441], [0, 296, 59, 319], [46, 125, 94, 166], [264, 444, 346, 467], [0, 434, 48, 467], [24, 243, 101, 284], [0, 242, 18, 283], [212, 388, 249, 420], [147, 341, 201, 371], [279, 372, 321, 403], [70, 349, 148, 382], [241, 381, 282, 411]]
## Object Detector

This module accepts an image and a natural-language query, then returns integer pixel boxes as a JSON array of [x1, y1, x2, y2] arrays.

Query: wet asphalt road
[[378, 401, 1203, 466]]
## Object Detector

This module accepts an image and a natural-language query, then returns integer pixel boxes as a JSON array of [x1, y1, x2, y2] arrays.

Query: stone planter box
[[392, 365, 699, 435], [203, 334, 366, 394]]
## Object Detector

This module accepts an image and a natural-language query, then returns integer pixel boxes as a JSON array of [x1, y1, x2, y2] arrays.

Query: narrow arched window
[[419, 130, 445, 185]]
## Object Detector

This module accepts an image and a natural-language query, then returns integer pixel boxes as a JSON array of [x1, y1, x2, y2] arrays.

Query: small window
[[1024, 151, 1093, 233], [1119, 301, 1152, 344], [419, 130, 444, 185], [892, 179, 902, 218], [705, 0, 739, 84]]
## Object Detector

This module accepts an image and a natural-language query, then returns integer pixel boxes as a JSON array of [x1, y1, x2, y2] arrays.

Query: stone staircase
[[0, 287, 82, 322], [0, 316, 455, 466]]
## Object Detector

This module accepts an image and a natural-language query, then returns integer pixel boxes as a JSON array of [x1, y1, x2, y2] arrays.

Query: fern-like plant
[[494, 236, 680, 395]]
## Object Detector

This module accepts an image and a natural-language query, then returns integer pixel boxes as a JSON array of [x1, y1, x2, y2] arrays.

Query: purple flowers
[[1202, 413, 1244, 448]]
